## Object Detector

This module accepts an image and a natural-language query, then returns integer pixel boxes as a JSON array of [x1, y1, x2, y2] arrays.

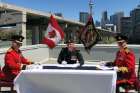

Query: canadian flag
[[42, 15, 64, 48]]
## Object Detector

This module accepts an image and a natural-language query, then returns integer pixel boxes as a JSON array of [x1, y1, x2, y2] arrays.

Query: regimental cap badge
[[118, 36, 121, 40], [11, 35, 24, 44], [115, 33, 128, 41], [66, 39, 74, 44]]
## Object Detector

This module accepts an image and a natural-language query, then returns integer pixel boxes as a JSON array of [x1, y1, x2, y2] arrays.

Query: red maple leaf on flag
[[42, 15, 64, 48]]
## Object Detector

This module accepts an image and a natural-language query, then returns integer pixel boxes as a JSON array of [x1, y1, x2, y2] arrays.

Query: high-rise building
[[110, 15, 117, 25], [79, 12, 89, 23], [101, 11, 109, 28], [110, 12, 124, 32], [95, 20, 101, 27], [120, 17, 132, 38], [130, 5, 140, 43]]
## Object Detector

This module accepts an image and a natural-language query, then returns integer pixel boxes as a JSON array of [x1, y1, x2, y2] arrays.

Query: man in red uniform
[[2, 35, 33, 82], [113, 34, 137, 92], [105, 34, 140, 92]]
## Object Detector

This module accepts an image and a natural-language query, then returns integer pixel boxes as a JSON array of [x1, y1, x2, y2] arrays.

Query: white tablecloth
[[14, 64, 117, 93]]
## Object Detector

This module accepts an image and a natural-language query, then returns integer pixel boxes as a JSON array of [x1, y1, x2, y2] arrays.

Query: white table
[[14, 64, 117, 93]]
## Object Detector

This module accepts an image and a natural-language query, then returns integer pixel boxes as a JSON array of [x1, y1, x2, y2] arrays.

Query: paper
[[26, 64, 42, 70], [57, 63, 80, 68], [96, 65, 113, 70]]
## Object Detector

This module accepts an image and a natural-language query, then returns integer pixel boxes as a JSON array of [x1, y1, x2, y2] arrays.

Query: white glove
[[62, 61, 67, 64], [26, 65, 34, 70], [73, 63, 80, 67], [26, 64, 42, 70], [99, 61, 107, 66], [113, 67, 118, 71]]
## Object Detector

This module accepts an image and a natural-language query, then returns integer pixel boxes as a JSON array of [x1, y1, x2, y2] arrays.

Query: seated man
[[57, 40, 84, 66], [105, 34, 139, 92], [2, 35, 33, 82]]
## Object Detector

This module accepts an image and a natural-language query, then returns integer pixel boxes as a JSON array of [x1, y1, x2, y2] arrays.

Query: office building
[[95, 20, 101, 27], [101, 11, 109, 29], [130, 5, 140, 43], [105, 24, 116, 32], [120, 17, 132, 38], [79, 12, 89, 23], [110, 12, 124, 32]]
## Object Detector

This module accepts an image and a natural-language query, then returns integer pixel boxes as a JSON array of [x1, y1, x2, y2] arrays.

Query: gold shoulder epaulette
[[7, 48, 13, 52], [124, 48, 130, 53]]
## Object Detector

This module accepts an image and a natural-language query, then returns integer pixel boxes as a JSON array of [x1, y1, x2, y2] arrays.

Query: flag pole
[[89, 0, 93, 16]]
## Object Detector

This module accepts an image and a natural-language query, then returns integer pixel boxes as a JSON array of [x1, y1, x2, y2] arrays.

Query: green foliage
[[26, 30, 32, 39], [0, 30, 15, 40], [102, 37, 116, 44]]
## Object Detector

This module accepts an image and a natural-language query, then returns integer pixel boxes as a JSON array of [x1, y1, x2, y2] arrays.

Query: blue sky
[[2, 0, 140, 22]]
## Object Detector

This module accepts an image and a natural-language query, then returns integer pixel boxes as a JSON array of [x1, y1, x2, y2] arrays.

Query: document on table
[[96, 65, 114, 70]]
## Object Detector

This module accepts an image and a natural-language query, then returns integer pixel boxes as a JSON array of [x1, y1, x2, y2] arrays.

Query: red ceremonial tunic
[[114, 49, 137, 85], [2, 48, 31, 81]]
